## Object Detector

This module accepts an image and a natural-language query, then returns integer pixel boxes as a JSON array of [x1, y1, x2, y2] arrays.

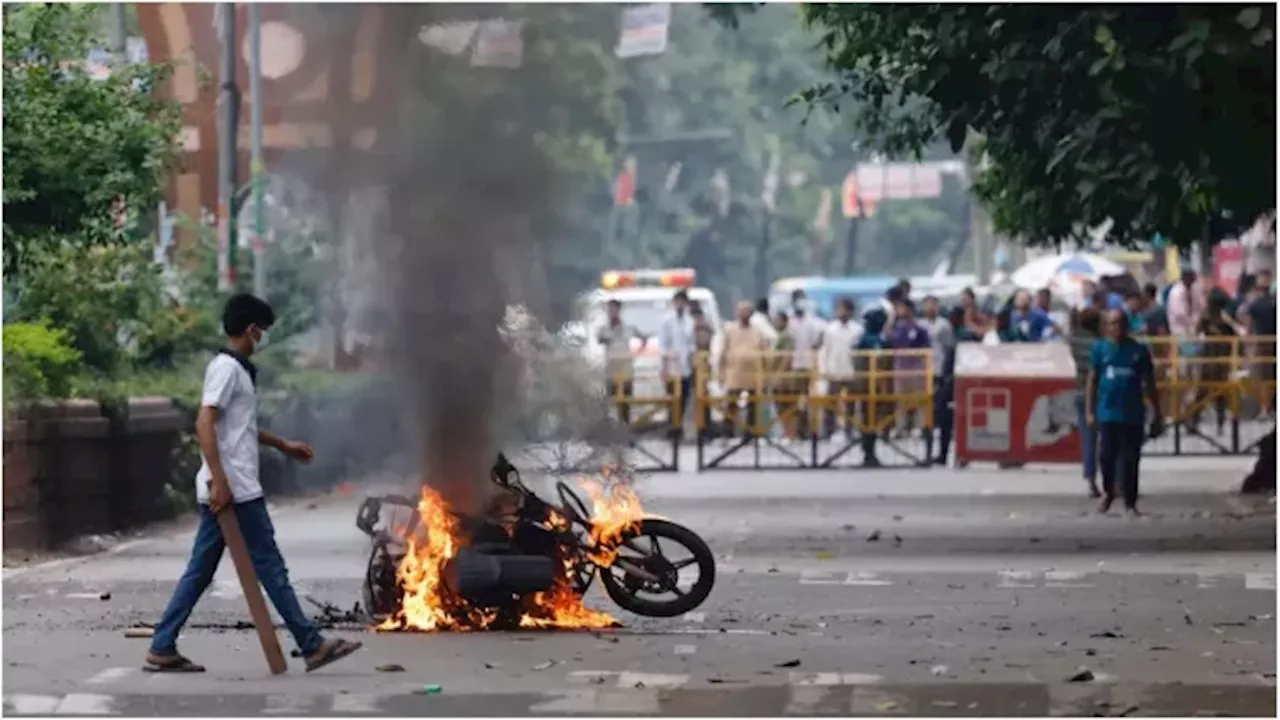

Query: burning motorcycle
[[356, 454, 716, 630]]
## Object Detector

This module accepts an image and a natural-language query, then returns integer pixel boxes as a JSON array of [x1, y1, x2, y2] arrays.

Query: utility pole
[[109, 4, 127, 60], [963, 132, 993, 286], [216, 3, 240, 293], [248, 4, 267, 299]]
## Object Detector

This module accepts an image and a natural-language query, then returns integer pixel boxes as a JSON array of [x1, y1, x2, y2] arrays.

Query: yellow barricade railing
[[690, 349, 935, 438], [1143, 334, 1277, 424], [601, 350, 684, 431]]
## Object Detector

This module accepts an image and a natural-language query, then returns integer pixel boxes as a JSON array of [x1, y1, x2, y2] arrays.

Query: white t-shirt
[[820, 319, 865, 380], [194, 353, 262, 505]]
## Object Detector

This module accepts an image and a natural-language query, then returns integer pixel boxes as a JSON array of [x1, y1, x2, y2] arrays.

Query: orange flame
[[378, 477, 646, 632]]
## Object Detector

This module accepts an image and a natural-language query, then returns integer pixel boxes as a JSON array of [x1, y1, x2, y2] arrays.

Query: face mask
[[252, 326, 270, 351]]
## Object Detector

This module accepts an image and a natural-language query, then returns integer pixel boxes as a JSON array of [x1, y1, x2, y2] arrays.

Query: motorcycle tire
[[600, 518, 715, 618]]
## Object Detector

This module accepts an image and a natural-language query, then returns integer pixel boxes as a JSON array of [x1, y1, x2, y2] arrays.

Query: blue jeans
[[149, 499, 322, 656], [1075, 393, 1098, 483]]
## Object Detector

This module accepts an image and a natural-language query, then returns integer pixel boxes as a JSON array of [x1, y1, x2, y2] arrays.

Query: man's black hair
[[837, 296, 855, 312], [886, 285, 905, 303], [222, 293, 275, 336], [1143, 282, 1159, 298], [606, 298, 622, 308], [673, 290, 689, 302], [922, 294, 939, 304], [791, 288, 806, 301], [755, 298, 769, 314], [1124, 289, 1143, 301]]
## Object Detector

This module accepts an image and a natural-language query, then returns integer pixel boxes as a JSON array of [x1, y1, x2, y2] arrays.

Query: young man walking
[[145, 294, 362, 673], [1085, 309, 1164, 516]]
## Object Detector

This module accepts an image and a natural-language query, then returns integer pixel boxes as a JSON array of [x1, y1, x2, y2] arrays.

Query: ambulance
[[573, 269, 724, 418]]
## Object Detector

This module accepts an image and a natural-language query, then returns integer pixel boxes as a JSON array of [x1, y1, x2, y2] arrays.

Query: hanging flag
[[471, 18, 524, 68], [761, 142, 781, 214], [419, 21, 479, 55], [711, 168, 731, 217], [841, 170, 876, 218], [616, 4, 672, 58], [812, 187, 833, 245], [613, 156, 637, 207]]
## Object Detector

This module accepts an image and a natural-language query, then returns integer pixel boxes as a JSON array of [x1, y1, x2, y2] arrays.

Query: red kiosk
[[954, 343, 1082, 465]]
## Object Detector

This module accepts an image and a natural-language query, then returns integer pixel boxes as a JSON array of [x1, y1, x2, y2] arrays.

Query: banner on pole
[[616, 4, 672, 58], [471, 18, 524, 68], [613, 156, 637, 207], [218, 202, 233, 292]]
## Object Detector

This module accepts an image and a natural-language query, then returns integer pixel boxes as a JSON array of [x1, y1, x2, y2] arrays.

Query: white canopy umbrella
[[1010, 253, 1127, 305]]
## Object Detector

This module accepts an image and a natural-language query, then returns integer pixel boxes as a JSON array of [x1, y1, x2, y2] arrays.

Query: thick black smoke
[[270, 5, 618, 512]]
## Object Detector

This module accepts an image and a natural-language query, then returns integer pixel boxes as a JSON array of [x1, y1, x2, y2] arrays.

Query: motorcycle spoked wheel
[[598, 518, 715, 618], [363, 543, 404, 620]]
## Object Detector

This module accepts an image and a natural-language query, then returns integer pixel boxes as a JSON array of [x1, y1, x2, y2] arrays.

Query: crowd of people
[[596, 269, 1276, 488]]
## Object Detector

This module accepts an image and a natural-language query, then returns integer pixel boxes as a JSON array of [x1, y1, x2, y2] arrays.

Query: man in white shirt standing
[[788, 290, 824, 437], [819, 297, 865, 439], [598, 299, 645, 425], [145, 294, 362, 674], [658, 290, 696, 436]]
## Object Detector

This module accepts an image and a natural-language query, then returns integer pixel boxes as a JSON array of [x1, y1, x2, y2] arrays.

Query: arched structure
[[135, 4, 406, 245]]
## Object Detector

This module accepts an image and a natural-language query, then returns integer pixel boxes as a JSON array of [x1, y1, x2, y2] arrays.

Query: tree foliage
[[797, 4, 1276, 248], [2, 3, 182, 279]]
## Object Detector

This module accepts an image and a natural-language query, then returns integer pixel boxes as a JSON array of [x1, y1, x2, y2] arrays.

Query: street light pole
[[109, 4, 127, 60], [248, 3, 267, 299], [217, 3, 240, 293]]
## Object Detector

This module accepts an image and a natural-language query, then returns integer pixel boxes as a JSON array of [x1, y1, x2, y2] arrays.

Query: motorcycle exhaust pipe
[[444, 548, 558, 599]]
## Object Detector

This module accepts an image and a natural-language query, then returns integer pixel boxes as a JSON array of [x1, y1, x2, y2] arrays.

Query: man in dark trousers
[[145, 294, 362, 673], [1085, 308, 1164, 516]]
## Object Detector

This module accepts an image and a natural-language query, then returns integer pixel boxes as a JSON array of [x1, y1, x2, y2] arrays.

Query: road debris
[[413, 684, 442, 695], [875, 700, 899, 711], [866, 530, 881, 542], [483, 662, 502, 669], [533, 660, 558, 671], [98, 591, 111, 601], [1089, 630, 1123, 639], [123, 627, 154, 639], [376, 664, 406, 673], [930, 664, 949, 676], [774, 659, 801, 668], [1067, 667, 1095, 683]]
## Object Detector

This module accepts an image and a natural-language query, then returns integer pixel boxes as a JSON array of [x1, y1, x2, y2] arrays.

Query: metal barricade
[[693, 349, 936, 470], [1145, 335, 1276, 456], [600, 351, 682, 472]]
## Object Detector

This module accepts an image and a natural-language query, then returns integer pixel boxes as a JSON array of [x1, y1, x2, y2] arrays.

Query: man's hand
[[281, 439, 315, 464], [207, 478, 233, 515], [1086, 412, 1097, 431]]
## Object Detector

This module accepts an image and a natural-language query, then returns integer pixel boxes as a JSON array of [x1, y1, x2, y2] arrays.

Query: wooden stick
[[217, 511, 288, 675]]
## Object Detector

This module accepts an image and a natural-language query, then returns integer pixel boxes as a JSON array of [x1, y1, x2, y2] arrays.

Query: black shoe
[[863, 456, 883, 468]]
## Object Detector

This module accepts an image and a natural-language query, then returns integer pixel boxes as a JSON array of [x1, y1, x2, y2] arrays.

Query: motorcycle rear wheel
[[599, 518, 715, 618]]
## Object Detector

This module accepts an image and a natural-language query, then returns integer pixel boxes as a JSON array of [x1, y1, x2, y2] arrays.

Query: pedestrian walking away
[[1085, 308, 1164, 516], [145, 293, 362, 674]]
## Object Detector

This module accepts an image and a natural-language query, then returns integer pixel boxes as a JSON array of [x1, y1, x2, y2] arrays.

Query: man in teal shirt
[[1085, 309, 1163, 515]]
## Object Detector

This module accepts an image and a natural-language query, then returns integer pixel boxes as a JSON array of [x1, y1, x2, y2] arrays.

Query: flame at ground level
[[376, 479, 644, 632]]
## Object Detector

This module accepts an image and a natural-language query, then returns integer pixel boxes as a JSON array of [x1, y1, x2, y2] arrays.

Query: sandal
[[304, 638, 363, 673], [143, 653, 206, 673]]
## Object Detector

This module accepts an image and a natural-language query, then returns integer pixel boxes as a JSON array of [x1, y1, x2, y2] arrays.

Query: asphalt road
[[3, 459, 1275, 716]]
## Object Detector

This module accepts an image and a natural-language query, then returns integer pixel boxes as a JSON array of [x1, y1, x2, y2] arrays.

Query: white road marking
[[330, 694, 379, 714], [842, 572, 893, 587], [682, 611, 706, 623], [55, 694, 116, 715], [1044, 570, 1094, 588], [84, 668, 133, 686], [1245, 573, 1276, 590], [799, 569, 843, 585], [568, 670, 618, 685], [65, 592, 107, 600], [997, 570, 1037, 588], [788, 672, 882, 686], [7, 694, 63, 714], [784, 685, 831, 714], [668, 627, 770, 636], [1197, 573, 1221, 589], [530, 689, 660, 715], [674, 644, 697, 655], [616, 671, 689, 689], [263, 695, 313, 714]]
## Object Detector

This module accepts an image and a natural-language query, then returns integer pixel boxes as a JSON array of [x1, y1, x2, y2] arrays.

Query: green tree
[[3, 3, 181, 280], [795, 4, 1276, 248]]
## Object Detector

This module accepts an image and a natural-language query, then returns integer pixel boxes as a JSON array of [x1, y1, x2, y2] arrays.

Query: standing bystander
[[1070, 307, 1103, 497], [721, 301, 770, 437], [1086, 309, 1164, 516], [659, 290, 696, 437], [597, 299, 645, 425]]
